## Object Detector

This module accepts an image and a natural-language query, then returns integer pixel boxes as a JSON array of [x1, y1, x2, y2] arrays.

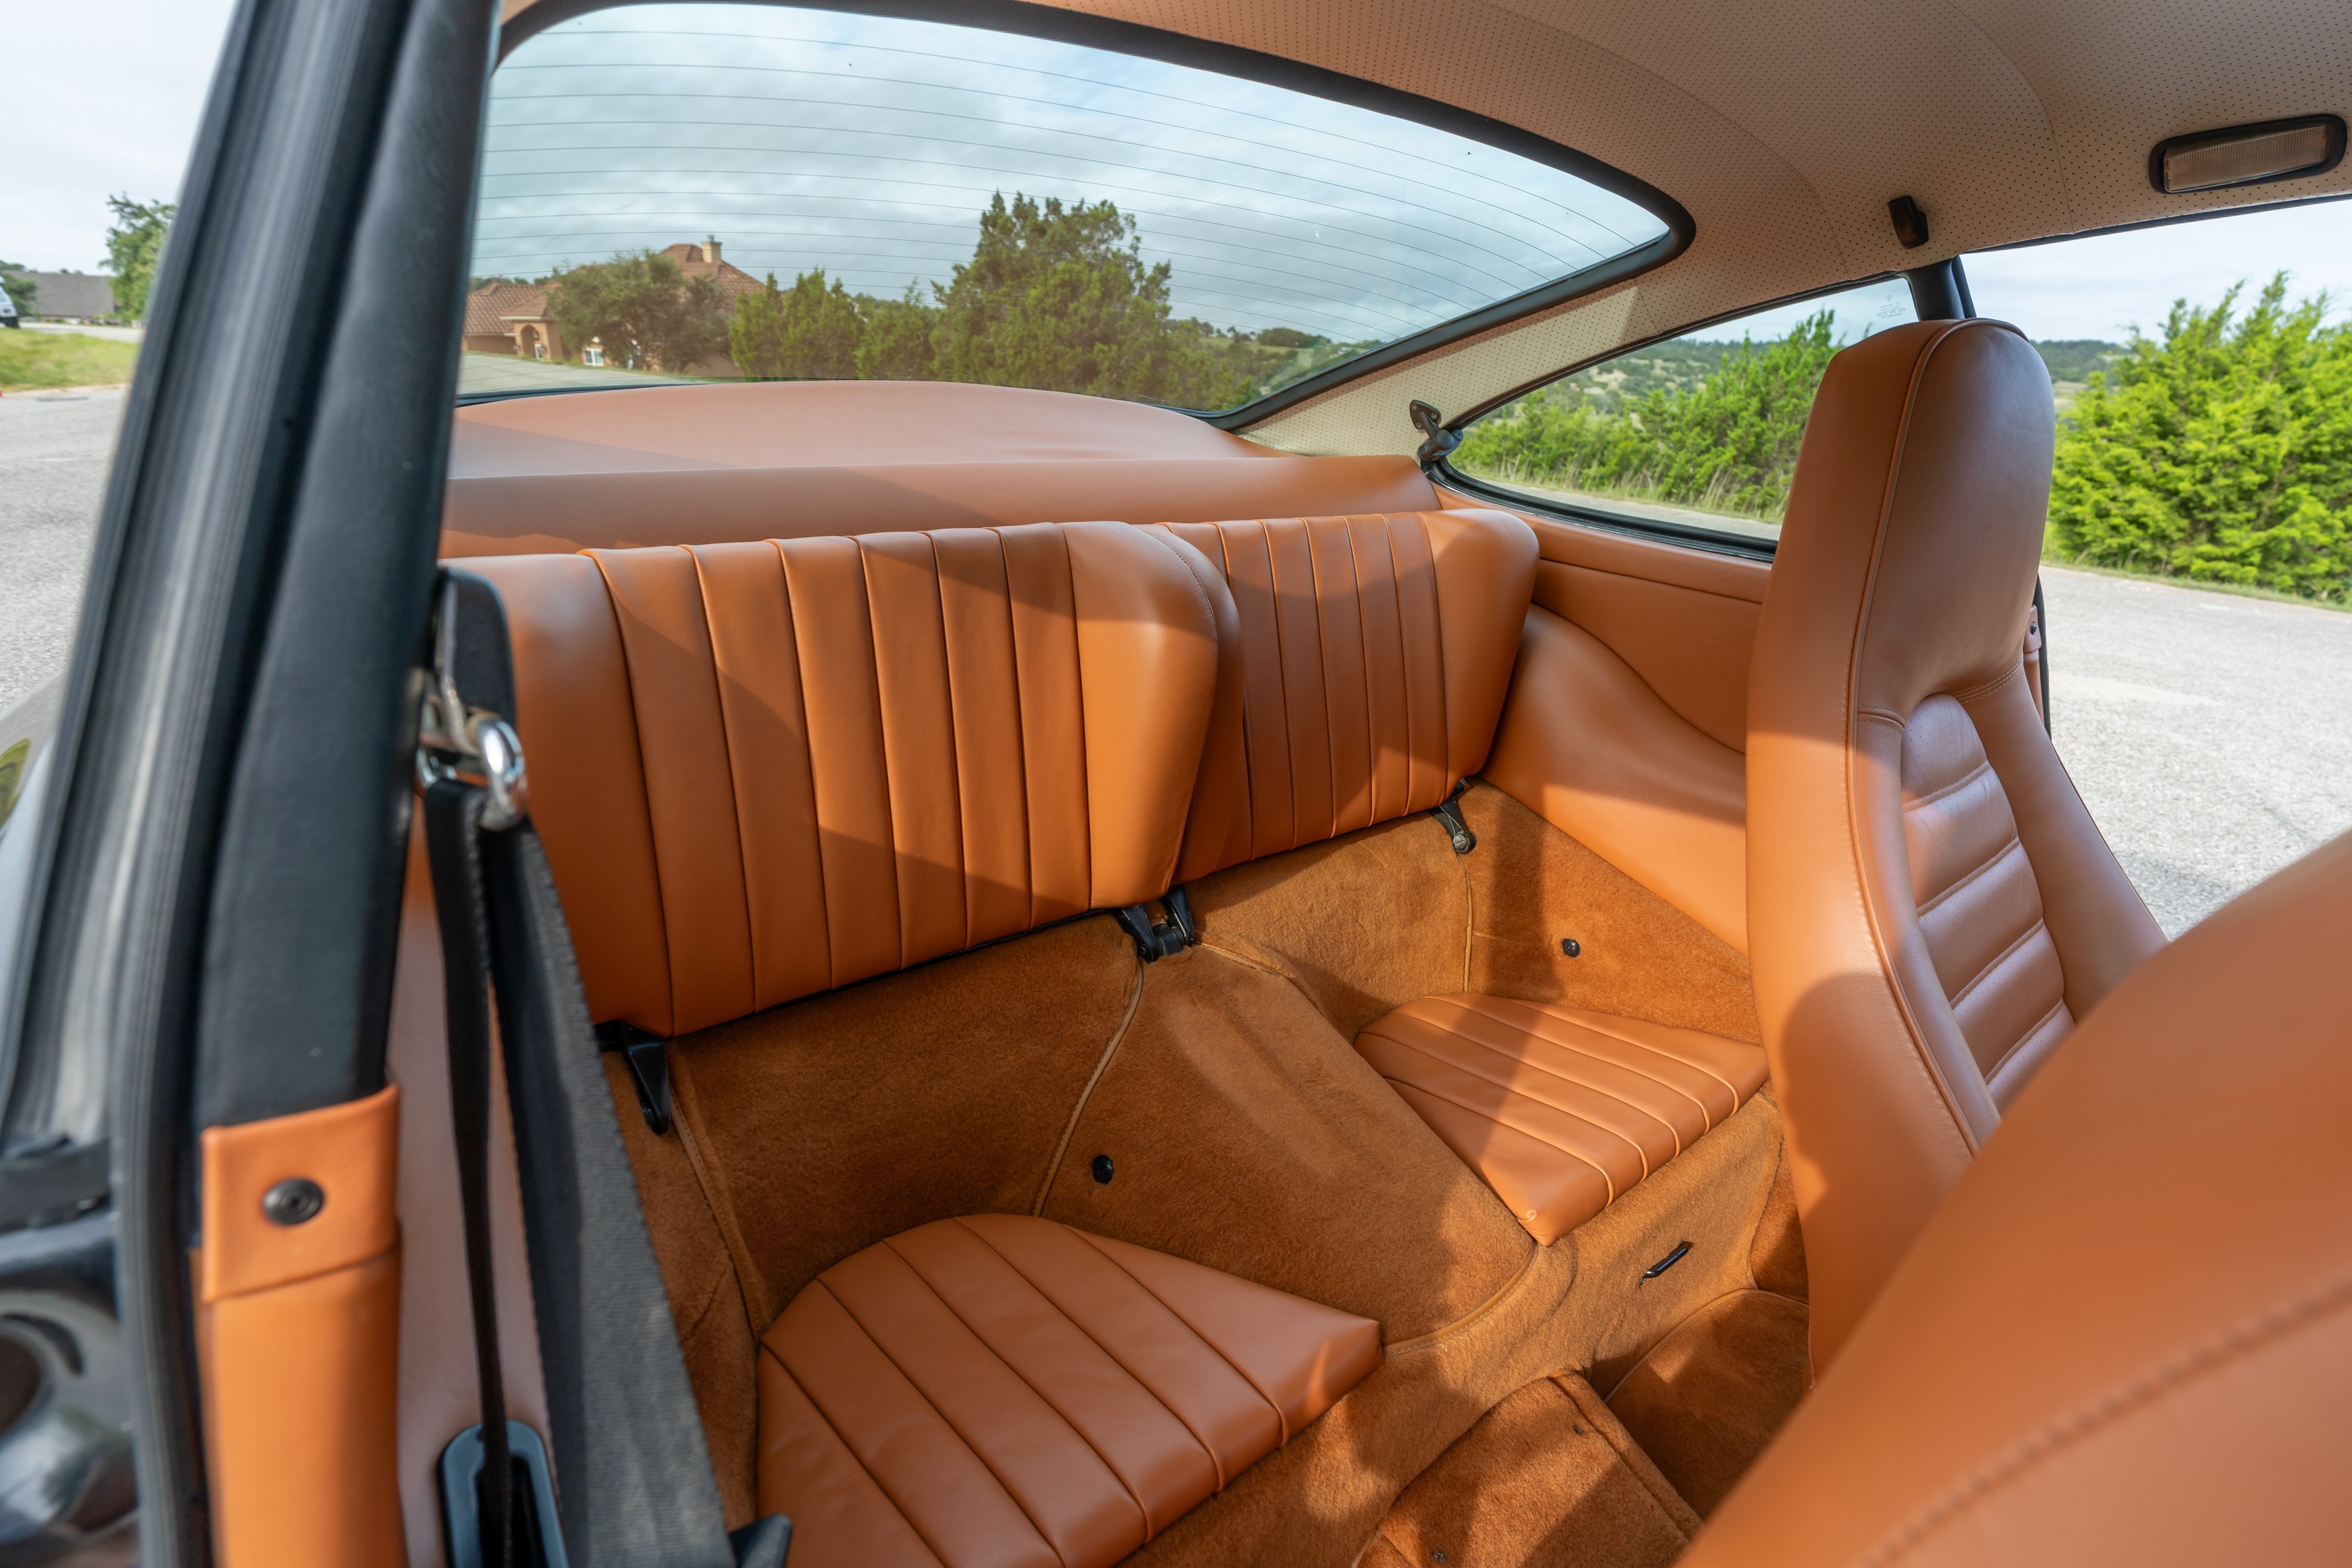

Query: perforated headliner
[[495, 0, 2352, 456]]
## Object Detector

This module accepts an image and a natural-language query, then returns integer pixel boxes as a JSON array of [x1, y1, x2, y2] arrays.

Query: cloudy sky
[[11, 0, 2352, 349]]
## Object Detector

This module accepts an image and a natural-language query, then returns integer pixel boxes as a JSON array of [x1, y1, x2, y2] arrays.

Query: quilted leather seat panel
[[1357, 995, 1767, 1245], [471, 521, 1230, 1035], [757, 1215, 1382, 1568], [1899, 695, 2072, 1105], [1158, 510, 1536, 879]]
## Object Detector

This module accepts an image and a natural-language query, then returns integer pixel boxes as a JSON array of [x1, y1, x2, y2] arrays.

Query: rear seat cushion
[[1357, 995, 1768, 1244], [1159, 510, 1536, 879], [757, 1215, 1381, 1568], [466, 521, 1228, 1035]]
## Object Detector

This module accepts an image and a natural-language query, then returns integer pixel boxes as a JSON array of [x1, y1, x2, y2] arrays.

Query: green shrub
[[1455, 311, 1842, 523], [2049, 276, 2352, 600]]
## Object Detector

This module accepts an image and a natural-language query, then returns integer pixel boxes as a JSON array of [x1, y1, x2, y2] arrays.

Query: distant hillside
[[2033, 339, 2125, 383]]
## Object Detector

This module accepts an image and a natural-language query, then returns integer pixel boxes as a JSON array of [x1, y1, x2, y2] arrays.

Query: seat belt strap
[[419, 569, 737, 1568]]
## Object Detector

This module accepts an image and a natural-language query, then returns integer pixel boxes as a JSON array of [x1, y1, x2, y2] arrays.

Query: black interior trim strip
[[490, 0, 1695, 427]]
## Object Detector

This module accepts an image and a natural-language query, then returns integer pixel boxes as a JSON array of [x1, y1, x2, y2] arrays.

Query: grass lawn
[[0, 330, 139, 392]]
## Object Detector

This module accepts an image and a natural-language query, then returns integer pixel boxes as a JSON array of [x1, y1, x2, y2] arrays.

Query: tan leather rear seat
[[1148, 509, 1769, 1245], [760, 1215, 1380, 1568], [1356, 997, 1768, 1243], [469, 521, 1228, 1035], [470, 521, 1384, 1562], [1158, 511, 1536, 877]]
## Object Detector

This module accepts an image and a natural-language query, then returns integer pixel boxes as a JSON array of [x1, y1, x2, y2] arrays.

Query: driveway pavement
[[2, 399, 2345, 937], [2040, 567, 2352, 935], [0, 386, 121, 713]]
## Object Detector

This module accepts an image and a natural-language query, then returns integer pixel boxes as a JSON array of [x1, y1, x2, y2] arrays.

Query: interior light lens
[[2151, 116, 2346, 195]]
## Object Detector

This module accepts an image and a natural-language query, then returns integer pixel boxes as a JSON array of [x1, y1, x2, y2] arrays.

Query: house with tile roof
[[460, 240, 760, 376]]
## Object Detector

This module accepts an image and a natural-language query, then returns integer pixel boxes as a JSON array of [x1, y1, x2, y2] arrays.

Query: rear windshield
[[458, 3, 1671, 409]]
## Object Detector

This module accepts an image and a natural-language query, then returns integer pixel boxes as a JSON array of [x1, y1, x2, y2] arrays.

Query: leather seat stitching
[[1857, 1271, 2352, 1568], [1371, 1029, 1669, 1171], [1345, 519, 1386, 823], [950, 1218, 1228, 1499], [1464, 998, 1742, 1112], [1915, 831, 2025, 918], [759, 1341, 951, 1568], [1384, 1073, 1625, 1201], [826, 1263, 1117, 1552], [1440, 1001, 1723, 1124], [1371, 1024, 1683, 1161], [801, 1282, 1048, 1558], [1945, 917, 2052, 1012], [760, 541, 838, 992], [1901, 754, 1994, 813], [1070, 1228, 1294, 1444], [881, 1231, 1162, 1539], [1983, 995, 2069, 1085]]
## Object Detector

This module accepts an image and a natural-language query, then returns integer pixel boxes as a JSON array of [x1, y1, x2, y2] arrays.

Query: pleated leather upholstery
[[1900, 695, 2072, 1107], [1158, 510, 1536, 880], [757, 1215, 1382, 1568], [1356, 995, 1768, 1245], [469, 522, 1230, 1036]]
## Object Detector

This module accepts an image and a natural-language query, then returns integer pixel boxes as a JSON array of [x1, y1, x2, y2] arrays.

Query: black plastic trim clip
[[1114, 885, 1198, 961], [593, 1021, 671, 1135]]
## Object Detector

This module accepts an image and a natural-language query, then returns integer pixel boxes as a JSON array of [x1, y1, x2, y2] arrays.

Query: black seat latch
[[1114, 885, 1198, 962], [594, 1020, 672, 1134], [1431, 785, 1476, 855]]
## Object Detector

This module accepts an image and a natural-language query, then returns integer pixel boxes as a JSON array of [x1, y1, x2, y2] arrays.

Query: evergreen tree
[[854, 281, 938, 381], [730, 268, 864, 379], [928, 193, 1251, 409], [2049, 276, 2352, 599], [1455, 310, 1842, 522], [103, 196, 175, 322], [548, 250, 729, 372]]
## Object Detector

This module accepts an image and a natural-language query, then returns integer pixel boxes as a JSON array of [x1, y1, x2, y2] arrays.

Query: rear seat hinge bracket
[[594, 1021, 672, 1134], [1114, 885, 1198, 962], [1432, 786, 1476, 855]]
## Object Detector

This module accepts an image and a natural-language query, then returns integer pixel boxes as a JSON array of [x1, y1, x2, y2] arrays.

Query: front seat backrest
[[467, 521, 1230, 1038], [1682, 830, 2352, 1567], [1747, 320, 2164, 1369], [1157, 510, 1536, 880]]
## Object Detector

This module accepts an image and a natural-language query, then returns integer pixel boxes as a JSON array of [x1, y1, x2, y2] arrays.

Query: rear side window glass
[[1451, 277, 1917, 545], [457, 2, 1671, 407]]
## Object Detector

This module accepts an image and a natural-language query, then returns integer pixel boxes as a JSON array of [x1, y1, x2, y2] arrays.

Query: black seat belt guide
[[1114, 885, 1199, 961], [419, 569, 751, 1568]]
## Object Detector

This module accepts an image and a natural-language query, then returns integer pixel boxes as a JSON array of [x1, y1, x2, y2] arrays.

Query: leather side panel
[[200, 1087, 405, 1568], [1485, 608, 1749, 954], [1534, 561, 1761, 754]]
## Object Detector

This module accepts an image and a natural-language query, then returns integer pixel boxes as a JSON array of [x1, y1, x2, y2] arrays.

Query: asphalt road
[[2, 400, 2346, 935], [0, 385, 120, 715]]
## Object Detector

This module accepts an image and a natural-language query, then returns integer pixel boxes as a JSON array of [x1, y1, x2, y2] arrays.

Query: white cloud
[[1966, 200, 2352, 343], [1, 0, 241, 270]]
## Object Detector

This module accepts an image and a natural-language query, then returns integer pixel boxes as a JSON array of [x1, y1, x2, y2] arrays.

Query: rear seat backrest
[[1159, 510, 1537, 879], [467, 521, 1230, 1037]]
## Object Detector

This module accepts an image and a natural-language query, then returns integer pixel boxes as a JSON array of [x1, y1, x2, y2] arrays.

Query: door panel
[[1449, 493, 1763, 951]]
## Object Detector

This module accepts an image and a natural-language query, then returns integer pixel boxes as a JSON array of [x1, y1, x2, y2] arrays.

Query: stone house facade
[[459, 240, 762, 376]]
